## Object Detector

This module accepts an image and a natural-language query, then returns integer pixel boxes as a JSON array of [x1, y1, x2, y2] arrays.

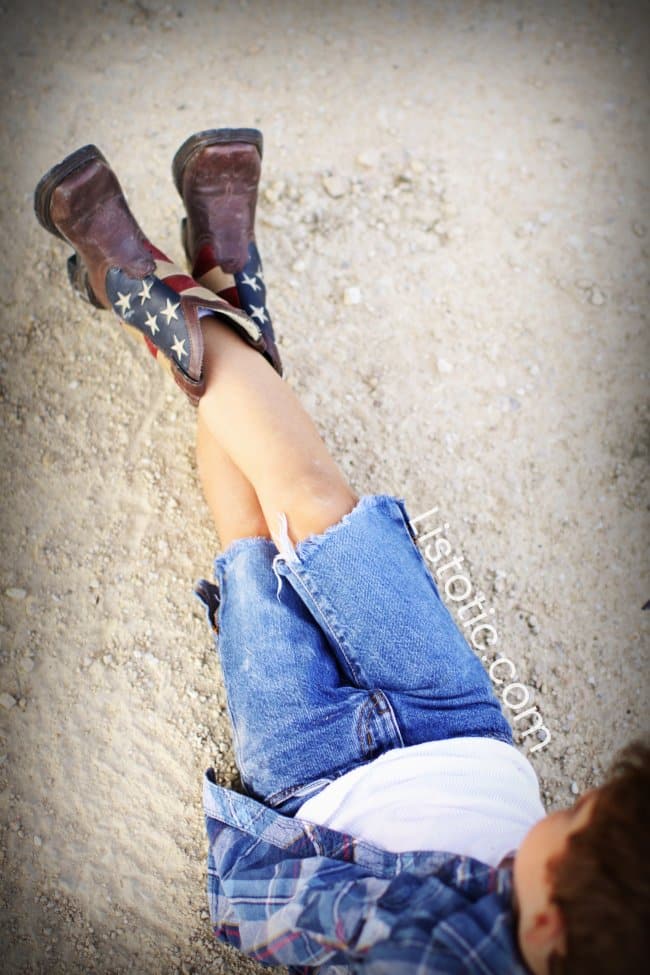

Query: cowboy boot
[[34, 144, 273, 404], [171, 128, 282, 376]]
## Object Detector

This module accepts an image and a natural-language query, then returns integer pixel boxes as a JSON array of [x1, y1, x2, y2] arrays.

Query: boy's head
[[513, 740, 649, 975]]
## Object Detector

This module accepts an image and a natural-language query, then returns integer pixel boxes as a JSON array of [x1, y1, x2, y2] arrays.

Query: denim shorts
[[195, 493, 512, 815]]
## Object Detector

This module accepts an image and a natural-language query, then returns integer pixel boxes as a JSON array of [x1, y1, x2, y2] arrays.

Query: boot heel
[[33, 144, 107, 239], [172, 127, 263, 196], [66, 253, 104, 309]]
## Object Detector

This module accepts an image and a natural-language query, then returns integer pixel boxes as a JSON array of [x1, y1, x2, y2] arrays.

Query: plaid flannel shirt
[[203, 771, 532, 974]]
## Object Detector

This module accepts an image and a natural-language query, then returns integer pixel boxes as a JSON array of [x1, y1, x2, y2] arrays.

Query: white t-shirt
[[295, 736, 546, 867]]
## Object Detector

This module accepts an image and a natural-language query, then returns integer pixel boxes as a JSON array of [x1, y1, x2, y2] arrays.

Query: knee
[[284, 475, 359, 545]]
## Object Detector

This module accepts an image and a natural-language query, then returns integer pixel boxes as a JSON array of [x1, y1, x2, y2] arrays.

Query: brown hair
[[548, 740, 650, 974]]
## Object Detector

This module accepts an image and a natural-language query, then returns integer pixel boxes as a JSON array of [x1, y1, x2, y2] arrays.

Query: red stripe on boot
[[191, 244, 219, 280], [161, 273, 201, 294], [144, 241, 170, 262], [143, 335, 159, 358], [217, 286, 241, 308]]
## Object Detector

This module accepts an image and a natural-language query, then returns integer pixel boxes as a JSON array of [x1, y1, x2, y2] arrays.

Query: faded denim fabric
[[202, 774, 531, 974], [195, 493, 512, 815]]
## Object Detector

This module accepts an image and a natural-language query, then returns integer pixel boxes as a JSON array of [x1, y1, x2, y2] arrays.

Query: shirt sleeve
[[210, 853, 484, 970]]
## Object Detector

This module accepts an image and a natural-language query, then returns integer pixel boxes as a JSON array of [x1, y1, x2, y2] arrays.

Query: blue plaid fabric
[[203, 772, 532, 974]]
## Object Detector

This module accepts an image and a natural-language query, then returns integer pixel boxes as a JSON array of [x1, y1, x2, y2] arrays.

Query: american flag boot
[[33, 144, 270, 404], [172, 128, 283, 377]]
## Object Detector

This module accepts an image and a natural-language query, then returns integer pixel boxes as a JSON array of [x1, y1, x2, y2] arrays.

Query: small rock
[[515, 221, 536, 238], [5, 587, 27, 600], [632, 221, 646, 238], [19, 658, 34, 674], [260, 212, 289, 229], [322, 175, 347, 198], [356, 150, 379, 169], [34, 835, 42, 847], [291, 258, 306, 273], [436, 357, 453, 374], [102, 654, 113, 666], [493, 571, 507, 594], [527, 613, 540, 634], [575, 278, 592, 290], [0, 693, 17, 710], [589, 288, 605, 306], [343, 286, 361, 305], [570, 781, 580, 795]]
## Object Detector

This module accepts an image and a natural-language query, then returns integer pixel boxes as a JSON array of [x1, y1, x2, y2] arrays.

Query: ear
[[525, 903, 566, 969]]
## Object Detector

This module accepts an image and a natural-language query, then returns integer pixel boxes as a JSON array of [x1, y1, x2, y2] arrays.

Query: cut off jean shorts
[[195, 494, 513, 815]]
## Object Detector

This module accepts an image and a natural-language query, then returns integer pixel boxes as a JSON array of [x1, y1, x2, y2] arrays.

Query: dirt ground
[[0, 1, 648, 972]]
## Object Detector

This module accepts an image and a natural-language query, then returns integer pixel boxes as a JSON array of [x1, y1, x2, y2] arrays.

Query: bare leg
[[197, 317, 358, 548], [196, 410, 271, 549]]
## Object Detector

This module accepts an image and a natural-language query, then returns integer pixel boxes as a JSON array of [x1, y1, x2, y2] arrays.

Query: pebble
[[570, 781, 580, 795], [632, 221, 646, 238], [291, 258, 306, 273], [0, 692, 17, 710], [493, 571, 507, 594], [34, 835, 42, 847], [322, 175, 347, 198], [259, 212, 289, 229], [343, 286, 361, 305], [19, 658, 35, 674], [356, 150, 379, 169], [436, 357, 453, 374], [527, 614, 540, 634], [589, 288, 605, 306], [5, 587, 27, 600]]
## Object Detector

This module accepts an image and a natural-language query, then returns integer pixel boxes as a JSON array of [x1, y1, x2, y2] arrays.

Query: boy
[[34, 130, 648, 974]]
